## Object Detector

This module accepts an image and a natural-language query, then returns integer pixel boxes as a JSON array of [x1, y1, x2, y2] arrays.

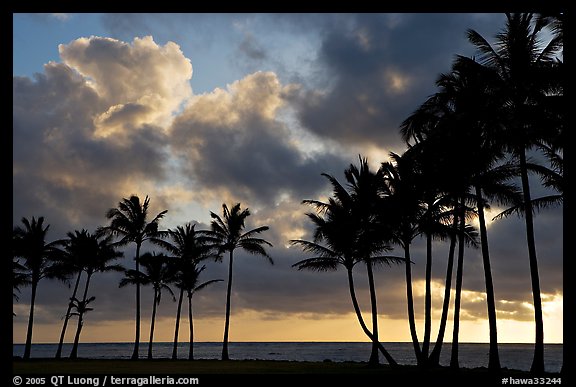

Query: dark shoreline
[[13, 358, 563, 375]]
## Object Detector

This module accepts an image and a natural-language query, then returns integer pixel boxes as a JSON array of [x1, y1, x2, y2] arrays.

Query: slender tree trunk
[[476, 184, 501, 371], [519, 150, 544, 374], [188, 293, 194, 360], [69, 313, 83, 359], [346, 268, 397, 366], [404, 241, 422, 364], [70, 273, 92, 359], [422, 232, 433, 364], [148, 290, 158, 360], [23, 278, 38, 360], [132, 242, 142, 360], [450, 199, 466, 369], [366, 261, 380, 366], [429, 212, 458, 366], [172, 288, 184, 360], [56, 271, 82, 359], [222, 250, 234, 360]]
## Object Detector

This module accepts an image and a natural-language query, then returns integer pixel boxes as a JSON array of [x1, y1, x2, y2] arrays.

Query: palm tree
[[69, 232, 124, 359], [120, 252, 175, 360], [209, 203, 273, 361], [291, 166, 401, 366], [380, 152, 427, 365], [325, 156, 401, 365], [101, 195, 167, 360], [12, 258, 29, 302], [178, 262, 223, 360], [152, 223, 217, 359], [467, 13, 563, 373], [54, 230, 92, 359], [13, 216, 66, 359], [400, 56, 507, 369]]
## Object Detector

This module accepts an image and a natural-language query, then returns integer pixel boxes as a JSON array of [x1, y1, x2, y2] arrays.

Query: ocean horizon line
[[13, 341, 564, 345]]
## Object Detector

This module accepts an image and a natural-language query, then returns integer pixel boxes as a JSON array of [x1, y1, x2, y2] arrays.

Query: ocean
[[12, 342, 563, 372]]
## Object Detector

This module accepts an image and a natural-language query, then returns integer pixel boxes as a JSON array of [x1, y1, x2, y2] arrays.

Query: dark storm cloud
[[294, 13, 506, 149]]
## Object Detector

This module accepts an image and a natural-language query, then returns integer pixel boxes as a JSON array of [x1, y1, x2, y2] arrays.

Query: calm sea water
[[13, 342, 562, 372]]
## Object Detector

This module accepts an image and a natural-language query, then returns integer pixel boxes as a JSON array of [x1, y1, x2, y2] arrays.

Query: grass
[[13, 358, 563, 385]]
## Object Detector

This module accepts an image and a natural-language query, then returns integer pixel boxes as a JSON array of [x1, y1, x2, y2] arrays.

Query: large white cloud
[[13, 36, 194, 233], [60, 36, 192, 139]]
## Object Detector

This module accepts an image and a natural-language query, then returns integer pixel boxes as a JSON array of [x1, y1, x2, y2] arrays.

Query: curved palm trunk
[[70, 273, 92, 359], [172, 288, 185, 360], [422, 232, 433, 364], [346, 268, 397, 366], [404, 241, 422, 364], [450, 199, 466, 369], [366, 262, 380, 365], [429, 213, 458, 366], [23, 278, 38, 360], [188, 293, 194, 360], [519, 150, 544, 374], [56, 271, 83, 359], [222, 250, 234, 361], [148, 289, 158, 360], [69, 314, 84, 359], [132, 243, 142, 360], [475, 184, 501, 371]]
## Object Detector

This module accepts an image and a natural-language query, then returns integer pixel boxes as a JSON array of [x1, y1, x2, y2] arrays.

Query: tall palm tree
[[54, 230, 92, 359], [178, 262, 222, 360], [120, 252, 175, 360], [291, 167, 401, 366], [152, 223, 217, 359], [209, 203, 273, 361], [401, 57, 510, 369], [327, 156, 401, 365], [467, 13, 563, 373], [101, 195, 167, 360], [380, 152, 427, 365], [13, 216, 66, 359], [69, 232, 124, 359]]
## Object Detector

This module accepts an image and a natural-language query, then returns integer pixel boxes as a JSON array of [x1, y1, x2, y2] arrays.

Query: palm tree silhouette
[[209, 203, 273, 361], [101, 195, 167, 360], [152, 223, 219, 359], [120, 252, 175, 360], [54, 230, 90, 359], [13, 216, 66, 359], [292, 160, 401, 367], [178, 262, 222, 359], [380, 153, 426, 365], [69, 231, 123, 359], [400, 56, 520, 369], [467, 13, 562, 373], [12, 257, 30, 317]]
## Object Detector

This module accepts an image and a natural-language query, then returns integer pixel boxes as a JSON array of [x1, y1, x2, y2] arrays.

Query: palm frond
[[193, 279, 224, 293], [291, 257, 340, 272]]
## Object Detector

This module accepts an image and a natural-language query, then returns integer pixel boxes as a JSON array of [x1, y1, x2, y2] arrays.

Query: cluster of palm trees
[[291, 13, 562, 373], [13, 199, 273, 361], [13, 12, 562, 373]]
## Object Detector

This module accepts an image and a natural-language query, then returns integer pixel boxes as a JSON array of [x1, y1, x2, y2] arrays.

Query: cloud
[[169, 70, 348, 209], [293, 13, 507, 151], [13, 36, 193, 235], [59, 36, 192, 137], [13, 14, 562, 343]]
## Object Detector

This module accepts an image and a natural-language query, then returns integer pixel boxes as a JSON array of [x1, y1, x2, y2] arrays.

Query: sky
[[12, 13, 563, 348]]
